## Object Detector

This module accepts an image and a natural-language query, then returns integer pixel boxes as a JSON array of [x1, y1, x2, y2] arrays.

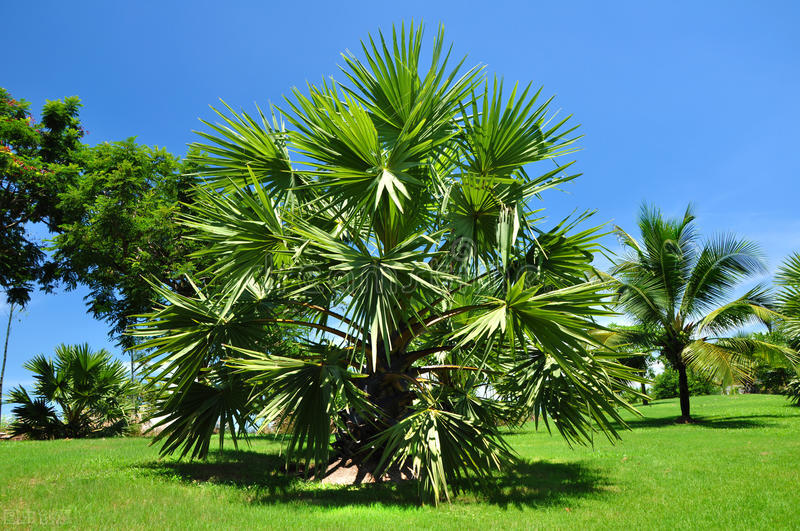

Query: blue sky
[[1, 1, 799, 400]]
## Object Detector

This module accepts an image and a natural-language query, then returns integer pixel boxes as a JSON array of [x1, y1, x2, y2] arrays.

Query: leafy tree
[[7, 343, 134, 439], [611, 204, 798, 421], [51, 139, 202, 374], [132, 24, 640, 503], [0, 88, 84, 305], [1, 89, 83, 421], [650, 367, 719, 400]]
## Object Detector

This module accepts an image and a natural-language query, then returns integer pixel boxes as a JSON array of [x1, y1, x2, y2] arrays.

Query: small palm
[[7, 343, 133, 438]]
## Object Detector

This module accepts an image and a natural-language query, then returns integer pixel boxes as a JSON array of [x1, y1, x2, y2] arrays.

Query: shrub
[[785, 378, 800, 406], [650, 367, 720, 400], [7, 344, 134, 439], [750, 366, 795, 394]]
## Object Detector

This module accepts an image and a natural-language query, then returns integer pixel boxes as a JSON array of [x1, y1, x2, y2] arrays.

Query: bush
[[785, 378, 800, 406], [650, 367, 720, 400], [7, 344, 134, 439], [749, 366, 795, 394]]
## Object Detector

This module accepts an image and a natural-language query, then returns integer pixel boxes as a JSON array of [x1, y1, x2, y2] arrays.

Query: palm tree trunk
[[677, 362, 691, 422], [0, 304, 14, 425]]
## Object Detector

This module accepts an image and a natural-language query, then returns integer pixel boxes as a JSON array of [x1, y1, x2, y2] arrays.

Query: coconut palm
[[132, 23, 641, 503], [611, 204, 798, 421], [776, 252, 800, 403], [7, 343, 134, 438], [776, 253, 800, 341]]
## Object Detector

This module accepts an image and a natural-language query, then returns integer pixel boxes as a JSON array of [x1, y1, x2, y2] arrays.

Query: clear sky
[[1, 1, 799, 400]]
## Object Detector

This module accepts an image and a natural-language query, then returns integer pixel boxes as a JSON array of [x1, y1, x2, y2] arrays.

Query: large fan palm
[[132, 23, 641, 503], [612, 205, 798, 421]]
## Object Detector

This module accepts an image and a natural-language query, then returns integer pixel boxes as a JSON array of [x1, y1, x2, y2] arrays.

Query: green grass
[[2, 394, 799, 529]]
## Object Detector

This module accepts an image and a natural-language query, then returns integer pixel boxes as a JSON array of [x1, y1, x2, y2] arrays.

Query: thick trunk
[[677, 362, 691, 421], [333, 348, 415, 462], [640, 381, 648, 406]]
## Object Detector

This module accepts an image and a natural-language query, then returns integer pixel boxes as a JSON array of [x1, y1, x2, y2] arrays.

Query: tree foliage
[[133, 24, 641, 503], [776, 252, 800, 346], [650, 367, 719, 400], [52, 139, 202, 350], [0, 88, 83, 305]]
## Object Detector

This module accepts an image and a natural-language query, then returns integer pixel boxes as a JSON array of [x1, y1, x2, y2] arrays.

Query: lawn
[[2, 394, 799, 529]]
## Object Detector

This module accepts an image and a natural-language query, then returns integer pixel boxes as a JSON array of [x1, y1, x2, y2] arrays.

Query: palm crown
[[612, 204, 798, 419], [133, 23, 641, 503], [776, 253, 800, 343]]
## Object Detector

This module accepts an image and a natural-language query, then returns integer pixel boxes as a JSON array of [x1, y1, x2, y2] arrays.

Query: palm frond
[[682, 234, 766, 316], [372, 398, 515, 505], [149, 366, 253, 459], [227, 346, 375, 476], [696, 285, 778, 336], [188, 102, 296, 198]]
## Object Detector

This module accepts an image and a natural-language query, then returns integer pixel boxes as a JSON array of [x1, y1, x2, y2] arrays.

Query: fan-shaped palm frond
[[372, 396, 515, 505], [149, 367, 252, 459], [7, 344, 133, 439], [189, 102, 295, 197]]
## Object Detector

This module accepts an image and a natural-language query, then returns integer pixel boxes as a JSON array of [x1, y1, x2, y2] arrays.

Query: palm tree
[[7, 343, 134, 439], [611, 204, 798, 421], [776, 252, 800, 403], [132, 23, 641, 503], [776, 253, 800, 341]]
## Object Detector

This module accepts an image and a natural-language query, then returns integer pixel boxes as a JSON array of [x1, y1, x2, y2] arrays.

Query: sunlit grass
[[1, 394, 798, 529]]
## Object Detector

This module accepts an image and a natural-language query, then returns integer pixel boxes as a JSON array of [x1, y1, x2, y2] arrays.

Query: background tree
[[133, 24, 641, 503], [7, 343, 134, 439], [0, 88, 83, 305], [2, 88, 209, 421], [1, 88, 84, 421], [611, 204, 798, 421], [0, 304, 13, 424], [650, 367, 720, 399], [51, 139, 203, 379]]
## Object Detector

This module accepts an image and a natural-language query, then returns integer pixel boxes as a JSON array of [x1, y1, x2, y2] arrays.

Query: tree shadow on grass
[[471, 459, 608, 509], [619, 414, 779, 430], [134, 449, 607, 509]]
